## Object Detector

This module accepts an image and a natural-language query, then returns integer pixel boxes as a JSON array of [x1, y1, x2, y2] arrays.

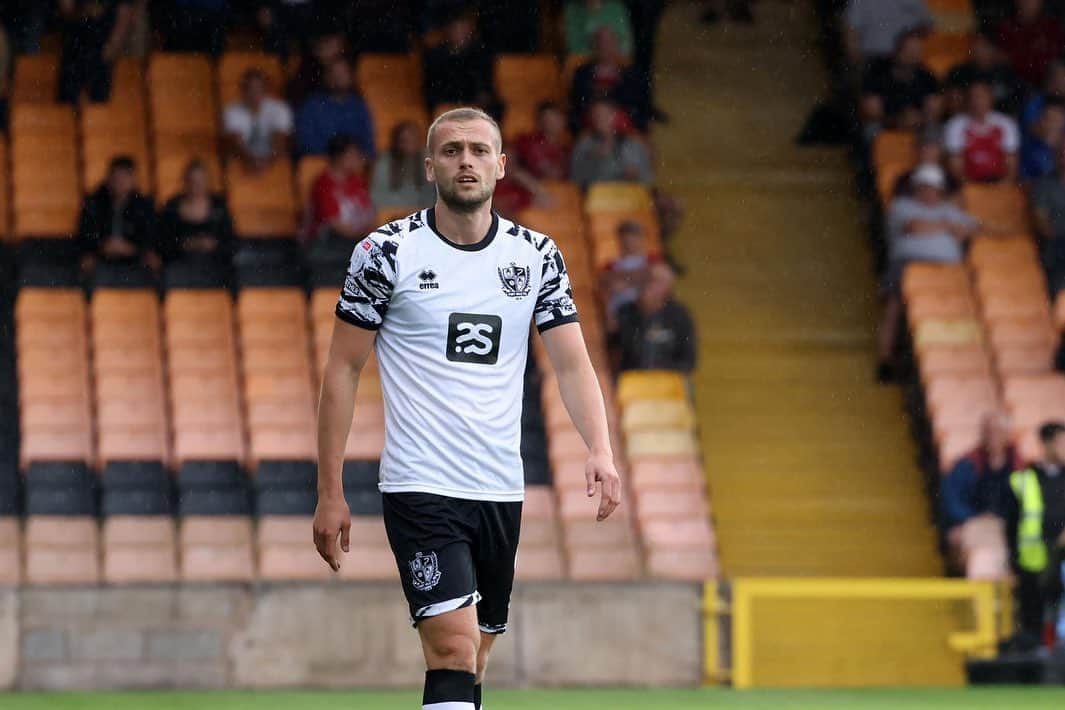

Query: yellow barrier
[[720, 578, 1011, 689]]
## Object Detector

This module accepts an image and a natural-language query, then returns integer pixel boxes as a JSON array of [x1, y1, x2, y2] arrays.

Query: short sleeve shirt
[[223, 97, 293, 158]]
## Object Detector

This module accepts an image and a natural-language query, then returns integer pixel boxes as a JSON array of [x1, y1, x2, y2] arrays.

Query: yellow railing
[[706, 577, 1013, 689]]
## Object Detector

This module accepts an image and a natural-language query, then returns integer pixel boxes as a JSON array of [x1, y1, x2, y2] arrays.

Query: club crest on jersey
[[410, 551, 442, 591], [498, 263, 531, 298]]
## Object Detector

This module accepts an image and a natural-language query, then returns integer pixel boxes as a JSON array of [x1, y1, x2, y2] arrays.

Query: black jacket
[[611, 299, 696, 373], [75, 186, 157, 263]]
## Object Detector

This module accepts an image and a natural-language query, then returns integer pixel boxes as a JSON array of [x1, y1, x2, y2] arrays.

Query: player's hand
[[585, 451, 622, 521], [313, 494, 351, 572]]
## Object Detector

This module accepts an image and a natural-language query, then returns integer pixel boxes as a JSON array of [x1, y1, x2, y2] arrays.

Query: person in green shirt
[[564, 0, 634, 57]]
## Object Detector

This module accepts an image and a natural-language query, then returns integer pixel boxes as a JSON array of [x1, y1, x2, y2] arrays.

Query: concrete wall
[[1, 581, 703, 690]]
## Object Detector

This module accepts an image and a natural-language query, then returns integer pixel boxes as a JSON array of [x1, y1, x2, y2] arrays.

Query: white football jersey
[[336, 208, 579, 501]]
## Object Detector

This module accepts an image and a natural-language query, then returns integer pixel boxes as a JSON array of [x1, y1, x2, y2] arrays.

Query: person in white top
[[944, 80, 1020, 184], [314, 107, 621, 710], [222, 68, 293, 171]]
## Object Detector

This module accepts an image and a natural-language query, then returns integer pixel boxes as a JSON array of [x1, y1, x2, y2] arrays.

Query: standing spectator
[[1022, 101, 1065, 181], [570, 26, 648, 133], [422, 11, 499, 117], [514, 102, 573, 180], [570, 99, 654, 188], [161, 0, 227, 56], [294, 58, 375, 159], [223, 69, 293, 172], [1021, 60, 1065, 130], [945, 33, 1024, 116], [158, 160, 234, 288], [1004, 421, 1065, 646], [1029, 141, 1065, 292], [57, 0, 134, 105], [844, 0, 931, 64], [944, 80, 1020, 184], [627, 0, 668, 123], [877, 164, 979, 381], [859, 29, 941, 133], [892, 129, 961, 199], [286, 32, 347, 105], [565, 0, 634, 57], [305, 135, 376, 245], [370, 121, 436, 209], [610, 262, 696, 374], [997, 0, 1065, 89], [76, 156, 158, 288], [601, 219, 661, 317]]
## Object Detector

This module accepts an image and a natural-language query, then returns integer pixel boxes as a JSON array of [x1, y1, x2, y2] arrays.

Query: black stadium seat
[[178, 460, 245, 490], [257, 460, 317, 490], [101, 460, 169, 490], [345, 490, 383, 516], [102, 488, 173, 516], [256, 488, 317, 516], [179, 488, 252, 516], [26, 461, 93, 489], [25, 487, 97, 516], [342, 460, 380, 491]]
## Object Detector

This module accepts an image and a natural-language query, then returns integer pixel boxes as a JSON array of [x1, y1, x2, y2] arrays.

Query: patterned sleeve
[[533, 238, 579, 333], [336, 236, 397, 330]]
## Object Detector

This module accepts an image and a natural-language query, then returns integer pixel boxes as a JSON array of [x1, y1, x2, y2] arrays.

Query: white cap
[[912, 163, 946, 190]]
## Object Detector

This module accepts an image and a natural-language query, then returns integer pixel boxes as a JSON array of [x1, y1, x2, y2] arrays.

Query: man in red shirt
[[514, 102, 572, 180], [306, 135, 377, 244], [944, 81, 1020, 183], [997, 0, 1065, 88]]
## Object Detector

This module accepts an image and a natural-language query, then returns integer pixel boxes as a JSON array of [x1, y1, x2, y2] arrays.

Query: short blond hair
[[425, 107, 502, 154]]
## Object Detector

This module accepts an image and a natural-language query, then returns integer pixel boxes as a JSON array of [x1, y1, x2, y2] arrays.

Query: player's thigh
[[474, 500, 522, 635], [417, 603, 481, 670]]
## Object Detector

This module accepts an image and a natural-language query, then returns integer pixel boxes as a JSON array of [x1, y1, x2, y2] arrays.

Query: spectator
[[940, 413, 1018, 547], [610, 262, 696, 373], [294, 58, 375, 159], [305, 135, 376, 245], [944, 80, 1020, 184], [76, 156, 158, 287], [945, 33, 1024, 116], [256, 0, 316, 60], [1029, 141, 1065, 292], [1021, 60, 1065, 130], [570, 99, 654, 188], [628, 0, 668, 123], [349, 1, 414, 53], [57, 0, 134, 105], [158, 160, 234, 288], [370, 121, 436, 209], [1004, 421, 1065, 645], [859, 29, 941, 132], [570, 26, 648, 133], [1021, 100, 1065, 181], [564, 0, 634, 57], [223, 69, 293, 172], [997, 0, 1065, 89], [514, 101, 572, 180], [492, 141, 558, 219], [422, 11, 498, 116], [1, 1, 49, 53], [877, 164, 979, 381], [844, 0, 931, 64], [286, 32, 347, 105], [892, 129, 961, 199], [161, 0, 227, 56], [601, 219, 662, 317], [0, 23, 9, 131]]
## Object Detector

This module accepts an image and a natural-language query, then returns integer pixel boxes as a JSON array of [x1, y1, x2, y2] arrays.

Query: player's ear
[[425, 156, 435, 184], [496, 151, 507, 182]]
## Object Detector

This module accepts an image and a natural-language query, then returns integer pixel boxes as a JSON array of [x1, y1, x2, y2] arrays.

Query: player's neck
[[432, 202, 495, 246]]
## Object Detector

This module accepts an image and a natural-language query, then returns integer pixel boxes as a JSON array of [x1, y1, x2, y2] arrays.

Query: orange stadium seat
[[923, 33, 970, 79], [336, 516, 397, 580], [111, 57, 146, 109], [80, 104, 152, 192], [24, 516, 100, 585], [12, 54, 59, 103], [11, 105, 80, 238], [258, 516, 333, 580], [180, 516, 255, 581], [876, 161, 911, 205], [103, 516, 178, 583], [226, 160, 298, 237], [0, 139, 9, 240], [154, 152, 223, 205], [873, 131, 917, 169], [297, 155, 329, 211], [0, 519, 21, 584], [962, 184, 1031, 236], [916, 344, 992, 384]]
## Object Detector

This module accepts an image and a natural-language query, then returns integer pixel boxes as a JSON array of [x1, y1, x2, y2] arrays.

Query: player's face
[[426, 120, 506, 213]]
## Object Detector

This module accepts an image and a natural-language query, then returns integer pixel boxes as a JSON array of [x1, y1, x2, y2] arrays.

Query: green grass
[[2, 688, 1065, 709]]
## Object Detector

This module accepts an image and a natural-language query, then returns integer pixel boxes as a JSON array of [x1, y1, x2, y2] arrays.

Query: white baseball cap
[[912, 163, 946, 190]]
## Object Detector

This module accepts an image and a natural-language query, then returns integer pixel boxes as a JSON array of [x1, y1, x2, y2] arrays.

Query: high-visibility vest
[[1009, 468, 1048, 573]]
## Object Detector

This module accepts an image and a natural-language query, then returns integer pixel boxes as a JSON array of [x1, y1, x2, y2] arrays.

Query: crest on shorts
[[409, 551, 442, 591], [498, 262, 531, 299]]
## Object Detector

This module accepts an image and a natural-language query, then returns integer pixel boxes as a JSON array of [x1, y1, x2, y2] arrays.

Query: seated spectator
[[1021, 60, 1065, 130], [945, 33, 1023, 117], [514, 101, 572, 180], [570, 26, 647, 133], [571, 99, 654, 188], [305, 135, 376, 245], [877, 164, 979, 381], [601, 219, 662, 317], [58, 0, 135, 105], [223, 69, 293, 173], [996, 0, 1064, 89], [422, 11, 499, 117], [892, 129, 961, 199], [944, 80, 1019, 184], [76, 156, 158, 288], [295, 58, 375, 159], [492, 144, 559, 219], [370, 121, 436, 209], [160, 0, 226, 56], [1029, 142, 1065, 292], [859, 29, 941, 133], [609, 262, 696, 374], [158, 160, 234, 288], [1004, 421, 1065, 645], [564, 0, 634, 57], [844, 0, 932, 64], [1021, 100, 1065, 181], [286, 32, 347, 105], [941, 413, 1018, 550]]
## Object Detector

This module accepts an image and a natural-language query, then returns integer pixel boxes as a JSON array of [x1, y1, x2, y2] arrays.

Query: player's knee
[[425, 632, 478, 672]]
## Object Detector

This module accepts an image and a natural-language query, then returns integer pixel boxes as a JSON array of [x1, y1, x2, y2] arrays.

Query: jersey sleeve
[[336, 236, 397, 330], [534, 238, 579, 333]]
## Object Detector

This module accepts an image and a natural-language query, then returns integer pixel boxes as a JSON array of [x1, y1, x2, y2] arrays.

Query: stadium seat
[[916, 344, 992, 384], [180, 516, 255, 582], [12, 54, 59, 103], [621, 399, 696, 433], [876, 161, 911, 205], [11, 105, 81, 238], [962, 184, 1031, 236], [24, 516, 100, 585], [297, 155, 330, 211], [923, 32, 970, 79], [644, 547, 717, 581], [629, 458, 705, 492], [226, 160, 298, 237], [566, 546, 641, 581], [80, 104, 152, 192], [154, 152, 223, 204], [258, 516, 333, 580], [585, 183, 655, 213], [616, 371, 687, 405], [0, 139, 9, 240], [103, 516, 178, 583], [335, 516, 397, 581], [872, 131, 917, 170], [0, 519, 22, 584]]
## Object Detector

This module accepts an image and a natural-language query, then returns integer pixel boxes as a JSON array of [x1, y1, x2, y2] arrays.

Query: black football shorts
[[382, 492, 522, 634]]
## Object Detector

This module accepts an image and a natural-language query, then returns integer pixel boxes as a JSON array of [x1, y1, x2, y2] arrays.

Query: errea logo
[[446, 313, 502, 365], [419, 268, 439, 290]]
